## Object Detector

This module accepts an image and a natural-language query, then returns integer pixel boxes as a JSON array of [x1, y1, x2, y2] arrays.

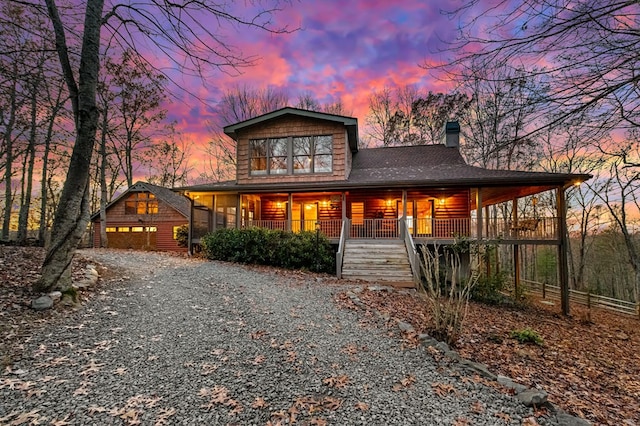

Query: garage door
[[106, 226, 157, 250]]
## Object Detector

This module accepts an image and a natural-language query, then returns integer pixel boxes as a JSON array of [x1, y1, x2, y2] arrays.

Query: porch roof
[[180, 145, 590, 202]]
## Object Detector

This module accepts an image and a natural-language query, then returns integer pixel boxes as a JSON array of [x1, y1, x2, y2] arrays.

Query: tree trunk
[[2, 64, 18, 240], [17, 81, 39, 244], [38, 88, 63, 245], [36, 0, 104, 293], [99, 102, 109, 247]]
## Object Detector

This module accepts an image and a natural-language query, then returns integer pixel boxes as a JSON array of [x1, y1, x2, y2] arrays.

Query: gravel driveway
[[1, 250, 550, 425]]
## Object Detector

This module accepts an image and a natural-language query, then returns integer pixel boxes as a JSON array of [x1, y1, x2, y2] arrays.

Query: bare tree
[[203, 85, 288, 182], [366, 85, 469, 147], [143, 126, 191, 188], [433, 0, 640, 136], [366, 87, 395, 145], [593, 131, 640, 302], [458, 63, 544, 169], [105, 49, 167, 187], [32, 0, 294, 292]]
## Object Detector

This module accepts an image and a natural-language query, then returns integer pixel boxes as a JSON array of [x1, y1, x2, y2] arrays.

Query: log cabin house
[[180, 107, 590, 313], [91, 181, 190, 251]]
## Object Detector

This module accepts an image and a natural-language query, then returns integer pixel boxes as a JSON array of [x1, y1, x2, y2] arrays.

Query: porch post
[[401, 190, 407, 236], [341, 192, 346, 221], [475, 188, 483, 241], [513, 198, 520, 296], [287, 193, 293, 232], [557, 186, 570, 315], [236, 194, 242, 229]]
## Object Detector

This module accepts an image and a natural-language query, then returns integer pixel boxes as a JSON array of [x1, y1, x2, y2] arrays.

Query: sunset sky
[[163, 1, 466, 152]]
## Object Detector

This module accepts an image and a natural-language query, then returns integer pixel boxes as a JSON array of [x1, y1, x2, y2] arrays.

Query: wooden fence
[[522, 279, 639, 317]]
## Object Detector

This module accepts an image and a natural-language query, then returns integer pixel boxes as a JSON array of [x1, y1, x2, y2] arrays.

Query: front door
[[401, 199, 434, 236], [292, 202, 318, 232]]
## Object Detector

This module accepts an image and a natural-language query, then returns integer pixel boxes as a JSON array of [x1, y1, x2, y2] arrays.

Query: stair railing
[[336, 219, 348, 278], [401, 217, 421, 286]]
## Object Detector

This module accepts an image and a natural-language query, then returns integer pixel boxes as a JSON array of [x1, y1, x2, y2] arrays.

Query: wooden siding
[[235, 115, 350, 184], [346, 191, 404, 219], [409, 189, 470, 238]]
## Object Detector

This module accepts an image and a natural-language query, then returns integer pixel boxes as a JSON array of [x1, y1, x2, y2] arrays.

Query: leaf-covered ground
[[0, 246, 101, 366], [2, 246, 638, 425], [338, 287, 640, 425]]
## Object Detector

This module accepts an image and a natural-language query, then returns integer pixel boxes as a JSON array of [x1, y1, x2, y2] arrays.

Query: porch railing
[[241, 217, 559, 241], [242, 219, 342, 239], [480, 216, 559, 240], [349, 218, 400, 239], [401, 218, 421, 285], [336, 220, 348, 278]]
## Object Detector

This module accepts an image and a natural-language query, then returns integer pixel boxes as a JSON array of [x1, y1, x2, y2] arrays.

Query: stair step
[[342, 269, 413, 276], [341, 240, 415, 287]]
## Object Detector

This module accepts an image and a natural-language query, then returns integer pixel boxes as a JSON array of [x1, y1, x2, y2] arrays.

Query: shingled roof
[[180, 145, 590, 193], [347, 145, 589, 186]]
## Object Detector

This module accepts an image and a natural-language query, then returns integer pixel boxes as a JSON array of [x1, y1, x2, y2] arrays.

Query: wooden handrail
[[336, 219, 348, 278]]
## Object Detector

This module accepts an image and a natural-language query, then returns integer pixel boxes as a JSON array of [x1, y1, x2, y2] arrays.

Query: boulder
[[32, 295, 53, 311], [517, 388, 548, 407]]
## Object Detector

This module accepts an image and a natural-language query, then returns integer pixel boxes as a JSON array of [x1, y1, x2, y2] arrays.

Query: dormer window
[[293, 135, 332, 174], [250, 135, 333, 176]]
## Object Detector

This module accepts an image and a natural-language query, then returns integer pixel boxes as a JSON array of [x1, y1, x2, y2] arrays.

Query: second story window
[[124, 193, 158, 215], [250, 135, 333, 176], [293, 135, 333, 173]]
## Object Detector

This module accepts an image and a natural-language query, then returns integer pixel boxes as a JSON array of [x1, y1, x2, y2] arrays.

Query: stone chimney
[[444, 121, 460, 148]]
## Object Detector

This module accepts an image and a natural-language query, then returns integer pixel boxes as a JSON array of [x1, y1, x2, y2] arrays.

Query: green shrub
[[175, 224, 189, 247], [200, 227, 335, 273], [510, 328, 543, 345], [472, 272, 508, 304]]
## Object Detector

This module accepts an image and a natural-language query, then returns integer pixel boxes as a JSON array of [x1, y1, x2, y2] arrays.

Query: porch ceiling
[[471, 185, 557, 208]]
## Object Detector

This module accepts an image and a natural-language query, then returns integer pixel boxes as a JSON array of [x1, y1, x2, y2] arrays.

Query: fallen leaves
[[354, 401, 369, 411], [339, 287, 640, 425], [199, 385, 242, 415], [80, 358, 104, 376], [392, 374, 416, 391], [322, 374, 350, 389], [251, 396, 268, 409]]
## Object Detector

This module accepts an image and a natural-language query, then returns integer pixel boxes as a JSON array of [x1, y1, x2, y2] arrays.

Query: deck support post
[[557, 186, 570, 315], [475, 187, 483, 241], [512, 198, 520, 296], [484, 205, 491, 276]]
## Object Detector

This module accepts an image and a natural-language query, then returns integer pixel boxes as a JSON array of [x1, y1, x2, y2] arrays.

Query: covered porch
[[228, 185, 564, 245]]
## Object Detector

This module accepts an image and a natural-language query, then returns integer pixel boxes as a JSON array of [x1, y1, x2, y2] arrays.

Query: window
[[106, 227, 116, 232], [293, 136, 312, 173], [250, 139, 268, 175], [117, 227, 130, 232], [351, 202, 364, 225], [250, 135, 332, 175], [314, 135, 333, 173], [293, 135, 332, 174], [124, 192, 158, 215], [269, 138, 288, 174], [131, 227, 144, 232]]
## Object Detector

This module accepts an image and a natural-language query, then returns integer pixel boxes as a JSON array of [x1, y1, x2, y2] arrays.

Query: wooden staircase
[[341, 240, 415, 288]]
